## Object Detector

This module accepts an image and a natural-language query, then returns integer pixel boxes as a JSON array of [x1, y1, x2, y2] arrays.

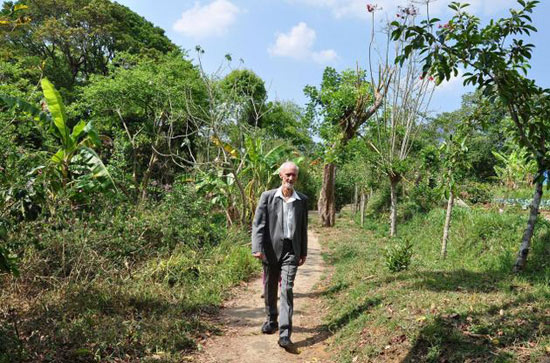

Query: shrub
[[384, 238, 413, 272], [366, 184, 391, 216], [407, 181, 440, 213], [460, 181, 491, 204]]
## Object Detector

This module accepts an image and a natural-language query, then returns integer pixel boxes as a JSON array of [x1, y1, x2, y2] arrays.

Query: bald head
[[279, 161, 299, 192], [278, 161, 299, 175]]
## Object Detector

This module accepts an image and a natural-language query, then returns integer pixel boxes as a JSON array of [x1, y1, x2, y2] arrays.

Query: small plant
[[384, 238, 413, 272]]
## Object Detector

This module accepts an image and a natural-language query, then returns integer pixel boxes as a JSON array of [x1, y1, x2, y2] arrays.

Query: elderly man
[[251, 161, 308, 349]]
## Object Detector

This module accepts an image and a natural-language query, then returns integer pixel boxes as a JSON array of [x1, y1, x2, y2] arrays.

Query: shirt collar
[[275, 186, 301, 201]]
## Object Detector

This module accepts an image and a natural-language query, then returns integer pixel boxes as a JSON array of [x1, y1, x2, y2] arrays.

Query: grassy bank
[[318, 207, 550, 362], [0, 187, 258, 362]]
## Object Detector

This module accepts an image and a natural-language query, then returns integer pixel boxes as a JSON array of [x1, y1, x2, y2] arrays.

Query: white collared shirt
[[274, 186, 301, 239]]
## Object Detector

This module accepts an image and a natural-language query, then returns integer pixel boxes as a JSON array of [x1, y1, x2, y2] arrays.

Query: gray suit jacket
[[251, 188, 308, 265]]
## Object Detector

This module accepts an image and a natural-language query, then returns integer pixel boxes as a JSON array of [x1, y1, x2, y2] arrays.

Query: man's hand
[[252, 252, 264, 260], [298, 256, 306, 266]]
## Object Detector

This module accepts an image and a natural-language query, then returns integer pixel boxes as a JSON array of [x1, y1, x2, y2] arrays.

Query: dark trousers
[[263, 240, 298, 338]]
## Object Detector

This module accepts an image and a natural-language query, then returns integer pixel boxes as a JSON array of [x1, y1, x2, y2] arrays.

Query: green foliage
[[304, 67, 373, 161], [41, 78, 115, 192], [439, 131, 471, 194], [407, 181, 441, 213], [2, 0, 176, 91], [0, 2, 31, 29], [384, 238, 413, 272], [78, 51, 206, 200], [366, 183, 391, 216], [391, 0, 550, 178], [0, 244, 18, 276], [294, 159, 321, 209], [335, 162, 357, 211], [460, 181, 492, 204], [492, 146, 537, 189], [261, 101, 313, 151], [220, 69, 267, 127]]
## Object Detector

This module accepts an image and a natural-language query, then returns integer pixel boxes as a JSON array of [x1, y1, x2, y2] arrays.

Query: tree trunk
[[389, 176, 399, 237], [354, 184, 359, 214], [140, 151, 158, 202], [513, 177, 544, 272], [318, 162, 336, 227], [441, 190, 454, 259], [360, 190, 366, 227]]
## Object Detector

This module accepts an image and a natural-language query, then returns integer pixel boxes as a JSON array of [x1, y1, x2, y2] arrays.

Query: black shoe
[[278, 336, 292, 349], [261, 321, 277, 334]]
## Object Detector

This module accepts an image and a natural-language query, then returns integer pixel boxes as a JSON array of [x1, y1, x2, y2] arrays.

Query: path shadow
[[292, 297, 383, 350], [411, 268, 502, 293], [294, 290, 324, 299]]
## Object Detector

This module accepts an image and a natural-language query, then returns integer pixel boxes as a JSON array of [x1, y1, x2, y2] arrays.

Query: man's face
[[280, 165, 298, 190]]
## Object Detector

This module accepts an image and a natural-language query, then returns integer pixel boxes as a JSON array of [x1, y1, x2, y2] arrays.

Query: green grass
[[0, 199, 259, 362], [317, 207, 550, 362]]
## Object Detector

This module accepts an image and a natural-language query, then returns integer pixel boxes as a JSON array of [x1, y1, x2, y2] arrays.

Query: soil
[[197, 230, 333, 363]]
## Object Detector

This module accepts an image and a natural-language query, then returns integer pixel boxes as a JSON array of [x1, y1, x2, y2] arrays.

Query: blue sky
[[115, 0, 550, 114]]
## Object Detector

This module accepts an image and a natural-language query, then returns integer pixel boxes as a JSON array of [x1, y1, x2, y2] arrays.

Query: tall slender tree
[[392, 0, 549, 271]]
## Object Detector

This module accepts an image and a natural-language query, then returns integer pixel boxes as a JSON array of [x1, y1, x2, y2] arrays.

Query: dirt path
[[197, 230, 332, 363]]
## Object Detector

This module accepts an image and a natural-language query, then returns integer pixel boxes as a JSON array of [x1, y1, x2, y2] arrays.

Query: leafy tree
[[219, 69, 267, 128], [78, 51, 206, 201], [439, 131, 471, 259], [1, 0, 176, 91], [261, 101, 313, 152], [422, 92, 507, 182], [261, 101, 313, 151], [0, 3, 30, 31], [304, 66, 390, 227], [0, 78, 112, 274], [392, 0, 549, 271]]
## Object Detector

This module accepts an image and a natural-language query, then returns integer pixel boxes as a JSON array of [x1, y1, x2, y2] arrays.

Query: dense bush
[[366, 183, 391, 216], [408, 181, 441, 213], [0, 184, 257, 361], [460, 181, 492, 204], [11, 183, 223, 279]]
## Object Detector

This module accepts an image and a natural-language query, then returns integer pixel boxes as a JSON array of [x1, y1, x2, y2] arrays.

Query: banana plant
[[41, 78, 116, 192], [0, 78, 115, 195], [242, 135, 297, 214], [205, 133, 300, 224], [492, 147, 537, 189]]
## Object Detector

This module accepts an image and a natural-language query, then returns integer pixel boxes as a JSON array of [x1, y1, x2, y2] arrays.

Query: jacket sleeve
[[251, 192, 268, 254], [301, 196, 308, 257]]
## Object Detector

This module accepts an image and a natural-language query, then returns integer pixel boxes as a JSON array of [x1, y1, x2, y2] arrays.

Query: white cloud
[[289, 0, 519, 19], [172, 0, 240, 38], [268, 22, 338, 64], [268, 22, 315, 60], [312, 49, 339, 63], [434, 69, 468, 94]]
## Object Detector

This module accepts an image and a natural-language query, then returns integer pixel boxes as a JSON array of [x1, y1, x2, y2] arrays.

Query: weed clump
[[384, 238, 413, 272]]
